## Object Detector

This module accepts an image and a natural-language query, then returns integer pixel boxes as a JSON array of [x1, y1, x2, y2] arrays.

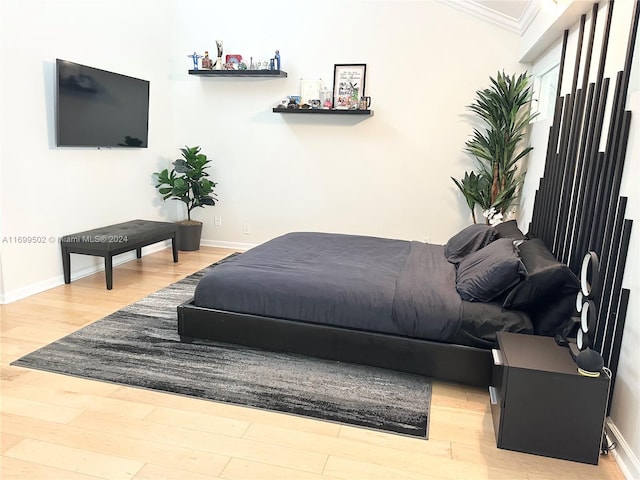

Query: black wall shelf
[[189, 70, 287, 77], [272, 107, 373, 116]]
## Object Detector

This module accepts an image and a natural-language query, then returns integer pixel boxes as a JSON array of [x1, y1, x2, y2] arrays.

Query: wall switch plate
[[214, 216, 222, 226], [243, 223, 251, 234]]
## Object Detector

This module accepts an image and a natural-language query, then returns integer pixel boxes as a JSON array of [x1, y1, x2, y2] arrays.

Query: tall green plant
[[154, 146, 218, 221], [453, 71, 537, 222]]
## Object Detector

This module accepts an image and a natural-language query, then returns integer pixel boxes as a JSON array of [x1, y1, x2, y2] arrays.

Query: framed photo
[[333, 64, 366, 110], [300, 78, 322, 105]]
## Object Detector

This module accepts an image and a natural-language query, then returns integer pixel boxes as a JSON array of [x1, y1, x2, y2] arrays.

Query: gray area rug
[[12, 259, 431, 437]]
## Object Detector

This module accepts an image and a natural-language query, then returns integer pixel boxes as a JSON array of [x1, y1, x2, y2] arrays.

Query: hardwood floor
[[0, 247, 626, 479]]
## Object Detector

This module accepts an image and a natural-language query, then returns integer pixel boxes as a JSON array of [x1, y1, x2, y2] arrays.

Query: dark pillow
[[503, 237, 579, 310], [493, 220, 527, 240], [528, 293, 578, 336], [456, 238, 527, 302], [444, 224, 498, 264]]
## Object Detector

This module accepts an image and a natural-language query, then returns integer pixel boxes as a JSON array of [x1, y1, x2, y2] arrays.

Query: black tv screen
[[56, 59, 149, 148]]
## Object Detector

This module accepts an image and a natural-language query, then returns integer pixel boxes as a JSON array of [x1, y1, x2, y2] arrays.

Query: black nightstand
[[489, 332, 610, 465]]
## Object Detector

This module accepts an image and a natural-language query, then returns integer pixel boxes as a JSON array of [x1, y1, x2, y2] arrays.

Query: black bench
[[61, 219, 178, 290]]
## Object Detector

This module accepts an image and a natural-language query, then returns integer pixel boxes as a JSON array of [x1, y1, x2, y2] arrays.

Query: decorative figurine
[[215, 40, 223, 70], [275, 50, 281, 71], [269, 58, 275, 70], [188, 51, 203, 70], [201, 51, 213, 69]]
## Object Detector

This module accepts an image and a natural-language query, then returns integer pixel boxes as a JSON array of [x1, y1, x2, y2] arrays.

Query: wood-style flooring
[[0, 247, 626, 479]]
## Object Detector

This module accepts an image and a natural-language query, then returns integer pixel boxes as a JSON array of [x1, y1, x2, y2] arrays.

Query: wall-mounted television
[[55, 59, 150, 148]]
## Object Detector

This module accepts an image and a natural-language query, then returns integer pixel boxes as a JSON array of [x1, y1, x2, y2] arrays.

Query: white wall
[[169, 0, 525, 247], [0, 0, 524, 300], [520, 1, 640, 477], [0, 0, 175, 300]]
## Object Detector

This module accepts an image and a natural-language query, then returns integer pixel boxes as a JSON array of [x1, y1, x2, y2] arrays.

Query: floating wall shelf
[[272, 107, 373, 116], [189, 69, 288, 77]]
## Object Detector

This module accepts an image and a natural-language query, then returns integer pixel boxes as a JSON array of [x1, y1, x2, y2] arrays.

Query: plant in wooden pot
[[452, 71, 537, 224], [154, 146, 218, 251]]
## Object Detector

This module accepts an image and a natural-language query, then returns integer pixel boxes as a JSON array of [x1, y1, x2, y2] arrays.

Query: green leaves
[[452, 171, 489, 224], [454, 71, 537, 221], [153, 145, 218, 221]]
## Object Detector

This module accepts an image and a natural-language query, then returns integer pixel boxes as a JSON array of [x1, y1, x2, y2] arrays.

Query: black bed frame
[[177, 299, 492, 388]]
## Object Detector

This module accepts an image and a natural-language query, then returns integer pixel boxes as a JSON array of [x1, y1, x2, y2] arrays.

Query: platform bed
[[176, 227, 578, 389], [177, 300, 493, 388]]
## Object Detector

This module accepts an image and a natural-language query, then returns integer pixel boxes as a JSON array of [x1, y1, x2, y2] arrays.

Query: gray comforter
[[193, 232, 462, 342]]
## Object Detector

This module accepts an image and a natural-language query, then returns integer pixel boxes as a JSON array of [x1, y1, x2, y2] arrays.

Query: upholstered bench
[[61, 219, 178, 290]]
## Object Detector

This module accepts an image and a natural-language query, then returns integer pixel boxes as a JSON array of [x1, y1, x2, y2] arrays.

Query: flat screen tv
[[56, 59, 149, 148]]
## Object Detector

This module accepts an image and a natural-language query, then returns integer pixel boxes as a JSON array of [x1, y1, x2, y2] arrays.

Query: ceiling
[[444, 0, 541, 34], [472, 0, 532, 21]]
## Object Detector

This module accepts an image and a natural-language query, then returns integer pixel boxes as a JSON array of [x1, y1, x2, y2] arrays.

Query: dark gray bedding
[[193, 232, 532, 346]]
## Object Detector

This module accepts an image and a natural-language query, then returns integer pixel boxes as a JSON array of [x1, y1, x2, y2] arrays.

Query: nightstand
[[489, 332, 610, 464]]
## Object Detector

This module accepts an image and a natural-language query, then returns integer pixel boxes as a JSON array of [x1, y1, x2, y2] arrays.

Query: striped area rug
[[12, 260, 431, 438]]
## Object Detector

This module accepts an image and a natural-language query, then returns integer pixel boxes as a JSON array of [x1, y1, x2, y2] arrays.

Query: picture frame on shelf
[[226, 54, 243, 64], [300, 78, 322, 105], [333, 64, 366, 110]]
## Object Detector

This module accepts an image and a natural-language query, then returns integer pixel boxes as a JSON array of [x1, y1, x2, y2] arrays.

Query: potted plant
[[452, 71, 537, 223], [154, 145, 218, 251]]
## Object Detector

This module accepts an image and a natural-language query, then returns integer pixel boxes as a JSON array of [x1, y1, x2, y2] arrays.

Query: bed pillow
[[444, 224, 498, 264], [503, 237, 579, 310], [456, 238, 527, 302], [527, 292, 578, 336], [493, 220, 527, 240]]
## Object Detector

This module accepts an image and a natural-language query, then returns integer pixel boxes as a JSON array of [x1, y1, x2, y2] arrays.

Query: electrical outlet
[[214, 216, 222, 226], [243, 223, 251, 234]]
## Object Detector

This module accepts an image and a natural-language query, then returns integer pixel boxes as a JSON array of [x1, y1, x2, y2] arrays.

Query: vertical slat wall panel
[[529, 30, 568, 240], [556, 6, 599, 261], [526, 0, 638, 403]]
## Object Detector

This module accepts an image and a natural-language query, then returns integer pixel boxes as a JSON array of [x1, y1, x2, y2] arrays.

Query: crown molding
[[440, 0, 521, 33], [439, 0, 542, 36], [519, 0, 543, 34]]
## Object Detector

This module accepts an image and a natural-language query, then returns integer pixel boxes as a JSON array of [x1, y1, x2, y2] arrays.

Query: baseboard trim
[[605, 418, 640, 480], [0, 241, 172, 304], [200, 239, 255, 251]]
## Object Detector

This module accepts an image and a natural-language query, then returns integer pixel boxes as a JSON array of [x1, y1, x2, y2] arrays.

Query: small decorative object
[[201, 51, 213, 69], [223, 62, 235, 70], [275, 50, 281, 70], [482, 207, 504, 226], [309, 99, 321, 109], [300, 78, 322, 105], [320, 87, 332, 109], [249, 56, 254, 69], [226, 54, 243, 64], [215, 40, 223, 70], [358, 96, 372, 110], [238, 62, 248, 70], [287, 96, 300, 109], [188, 51, 203, 70], [269, 58, 275, 70], [333, 63, 366, 110]]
